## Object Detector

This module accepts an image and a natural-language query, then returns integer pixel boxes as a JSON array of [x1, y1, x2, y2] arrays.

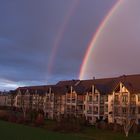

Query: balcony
[[76, 109, 83, 114], [72, 99, 76, 103], [100, 111, 104, 115], [100, 100, 104, 104], [130, 101, 136, 106], [93, 111, 98, 115], [122, 113, 127, 117], [66, 99, 71, 103], [104, 98, 108, 103], [114, 113, 121, 117], [122, 101, 128, 106], [77, 100, 83, 104], [66, 109, 71, 113], [114, 101, 120, 105], [87, 110, 92, 114], [93, 100, 98, 104], [87, 100, 92, 104]]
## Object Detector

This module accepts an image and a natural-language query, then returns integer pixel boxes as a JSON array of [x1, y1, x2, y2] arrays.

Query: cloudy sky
[[0, 0, 118, 90], [81, 0, 140, 80]]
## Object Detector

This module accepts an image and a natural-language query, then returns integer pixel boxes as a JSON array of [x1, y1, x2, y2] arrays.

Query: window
[[122, 107, 127, 114], [95, 95, 98, 102], [88, 106, 92, 111], [87, 116, 92, 121], [72, 93, 75, 98], [100, 96, 104, 103], [138, 94, 140, 102], [50, 96, 54, 102], [93, 106, 98, 112], [138, 119, 140, 125], [122, 95, 128, 102], [93, 89, 98, 94], [89, 96, 92, 102], [122, 85, 127, 92], [105, 105, 108, 112], [87, 106, 92, 114], [131, 95, 135, 101], [77, 95, 83, 100], [100, 106, 104, 114], [138, 107, 140, 114], [115, 95, 119, 100], [84, 105, 85, 110], [114, 107, 119, 114], [130, 107, 136, 114], [104, 95, 108, 102]]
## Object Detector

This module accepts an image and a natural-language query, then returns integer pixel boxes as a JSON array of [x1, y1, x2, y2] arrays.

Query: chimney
[[93, 76, 95, 80]]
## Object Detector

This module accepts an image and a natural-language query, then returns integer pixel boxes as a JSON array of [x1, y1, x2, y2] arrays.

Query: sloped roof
[[75, 77, 119, 95], [12, 74, 140, 96], [16, 85, 52, 95], [93, 77, 119, 94], [73, 80, 94, 94], [56, 80, 80, 94], [73, 85, 87, 94], [119, 74, 140, 93], [17, 88, 27, 94], [51, 86, 67, 95], [56, 80, 80, 87]]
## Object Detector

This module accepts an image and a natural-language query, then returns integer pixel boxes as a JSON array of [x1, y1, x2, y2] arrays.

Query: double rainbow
[[79, 0, 122, 79]]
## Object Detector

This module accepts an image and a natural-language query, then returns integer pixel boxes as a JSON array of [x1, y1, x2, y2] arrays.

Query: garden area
[[0, 108, 140, 140], [0, 120, 140, 140], [0, 120, 90, 140]]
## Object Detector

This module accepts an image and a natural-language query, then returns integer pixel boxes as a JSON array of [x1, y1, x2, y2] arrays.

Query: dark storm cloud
[[0, 0, 117, 90]]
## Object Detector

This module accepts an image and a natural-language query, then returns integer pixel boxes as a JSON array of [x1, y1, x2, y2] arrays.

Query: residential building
[[1, 74, 140, 126]]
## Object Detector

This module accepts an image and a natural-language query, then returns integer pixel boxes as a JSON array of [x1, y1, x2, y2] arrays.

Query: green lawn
[[0, 120, 90, 140], [82, 127, 140, 140], [0, 120, 140, 140]]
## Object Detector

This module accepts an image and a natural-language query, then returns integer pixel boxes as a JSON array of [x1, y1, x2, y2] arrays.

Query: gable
[[114, 82, 129, 93]]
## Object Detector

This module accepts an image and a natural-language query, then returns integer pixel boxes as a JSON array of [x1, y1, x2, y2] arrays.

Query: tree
[[122, 117, 135, 137], [21, 95, 27, 119], [121, 93, 136, 137], [121, 105, 136, 137]]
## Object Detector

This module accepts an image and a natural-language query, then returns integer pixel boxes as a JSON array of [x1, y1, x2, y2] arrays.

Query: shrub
[[100, 121, 108, 130], [52, 116, 86, 132], [0, 110, 9, 121], [29, 110, 38, 122], [95, 121, 108, 130], [131, 123, 138, 134], [8, 114, 17, 123], [107, 123, 114, 130], [113, 123, 122, 132], [35, 113, 44, 126], [16, 116, 25, 124]]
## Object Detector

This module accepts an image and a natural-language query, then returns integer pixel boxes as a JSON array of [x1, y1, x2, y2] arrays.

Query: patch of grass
[[0, 120, 90, 140], [0, 120, 140, 140], [80, 126, 140, 140]]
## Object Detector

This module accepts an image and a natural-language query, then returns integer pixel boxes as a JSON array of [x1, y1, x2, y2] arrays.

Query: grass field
[[82, 127, 140, 140], [0, 120, 90, 140], [0, 120, 140, 140]]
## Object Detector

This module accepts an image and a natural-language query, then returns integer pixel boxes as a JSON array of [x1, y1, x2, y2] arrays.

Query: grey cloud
[[0, 0, 117, 90]]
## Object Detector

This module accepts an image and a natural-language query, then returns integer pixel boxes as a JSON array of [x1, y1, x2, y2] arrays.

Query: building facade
[[1, 74, 140, 125]]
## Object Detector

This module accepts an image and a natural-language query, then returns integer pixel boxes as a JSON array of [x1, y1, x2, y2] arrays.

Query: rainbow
[[79, 0, 123, 80], [47, 0, 80, 75]]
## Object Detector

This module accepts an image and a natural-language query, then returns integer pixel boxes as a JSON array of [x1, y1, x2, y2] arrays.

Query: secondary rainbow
[[79, 0, 123, 80], [47, 0, 80, 75]]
